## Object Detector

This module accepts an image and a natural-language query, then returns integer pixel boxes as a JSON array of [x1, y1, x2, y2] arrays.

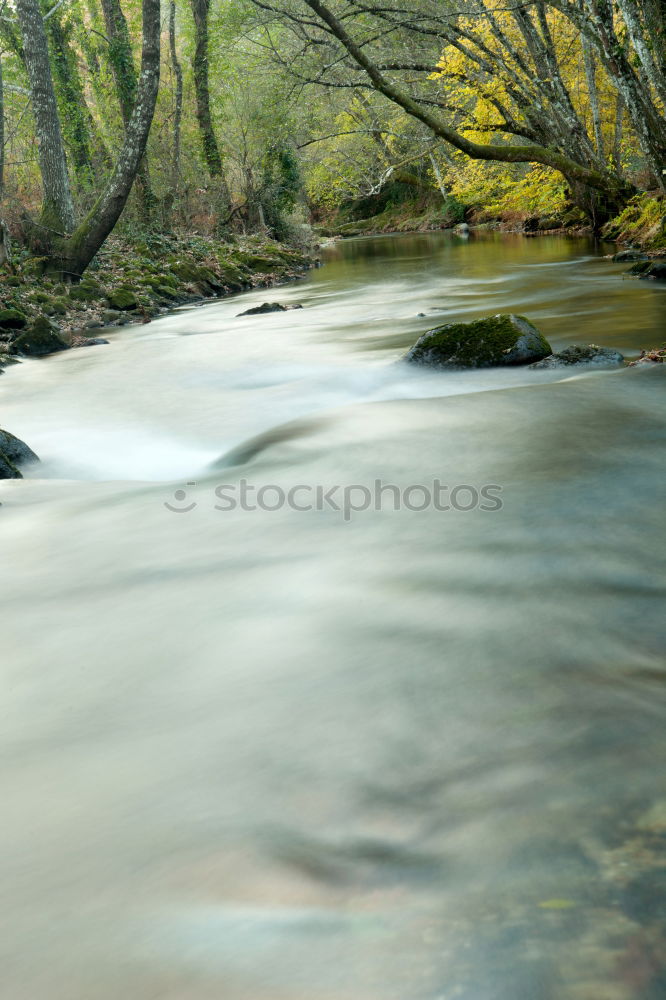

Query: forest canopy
[[0, 0, 664, 275]]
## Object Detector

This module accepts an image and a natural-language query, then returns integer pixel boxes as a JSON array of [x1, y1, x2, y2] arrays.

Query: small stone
[[612, 249, 648, 262], [237, 302, 303, 316], [74, 337, 110, 348], [528, 345, 624, 369]]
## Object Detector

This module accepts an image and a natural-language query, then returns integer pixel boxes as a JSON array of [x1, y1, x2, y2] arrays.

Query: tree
[[190, 0, 224, 175], [100, 0, 157, 216], [250, 0, 666, 219], [14, 0, 161, 277]]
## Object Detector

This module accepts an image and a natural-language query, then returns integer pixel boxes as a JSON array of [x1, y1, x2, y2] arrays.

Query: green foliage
[[603, 195, 666, 248], [260, 143, 302, 239]]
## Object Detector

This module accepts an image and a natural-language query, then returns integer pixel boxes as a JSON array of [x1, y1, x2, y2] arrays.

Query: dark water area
[[0, 232, 665, 999]]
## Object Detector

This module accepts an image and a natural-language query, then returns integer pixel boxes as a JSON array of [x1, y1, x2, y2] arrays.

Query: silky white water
[[1, 232, 665, 1000]]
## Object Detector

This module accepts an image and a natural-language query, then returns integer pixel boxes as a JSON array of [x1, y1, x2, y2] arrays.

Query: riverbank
[[0, 232, 315, 372], [317, 193, 666, 254]]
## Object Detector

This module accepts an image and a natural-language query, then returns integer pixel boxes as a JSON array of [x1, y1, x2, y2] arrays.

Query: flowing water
[[1, 231, 665, 999]]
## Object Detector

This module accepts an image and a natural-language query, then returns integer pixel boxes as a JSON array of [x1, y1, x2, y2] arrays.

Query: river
[[1, 231, 665, 999]]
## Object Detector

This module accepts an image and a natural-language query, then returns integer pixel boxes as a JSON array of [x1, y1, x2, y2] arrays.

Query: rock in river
[[11, 316, 69, 357], [404, 314, 552, 369], [0, 428, 39, 479], [237, 302, 303, 316], [627, 260, 666, 280], [528, 344, 624, 369], [612, 249, 648, 262]]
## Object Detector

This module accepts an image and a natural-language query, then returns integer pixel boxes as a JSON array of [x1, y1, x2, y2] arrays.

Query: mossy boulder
[[155, 284, 181, 301], [47, 297, 69, 316], [233, 251, 283, 273], [528, 344, 624, 369], [69, 282, 103, 303], [107, 286, 139, 311], [168, 261, 222, 294], [0, 308, 28, 330], [404, 314, 552, 369], [12, 316, 69, 357]]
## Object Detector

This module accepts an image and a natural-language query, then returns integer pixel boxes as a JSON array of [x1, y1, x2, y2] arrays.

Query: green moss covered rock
[[404, 314, 552, 369], [69, 282, 103, 303], [12, 316, 69, 357], [107, 286, 139, 311], [0, 308, 28, 330]]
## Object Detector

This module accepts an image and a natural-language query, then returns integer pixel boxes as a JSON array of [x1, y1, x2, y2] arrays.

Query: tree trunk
[[100, 0, 156, 218], [56, 0, 161, 275], [582, 35, 604, 160], [190, 0, 223, 175], [42, 3, 102, 176], [169, 0, 183, 191], [15, 0, 75, 235], [0, 52, 13, 272], [613, 96, 625, 176]]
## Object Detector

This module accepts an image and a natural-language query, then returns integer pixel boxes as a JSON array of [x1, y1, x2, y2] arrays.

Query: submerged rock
[[0, 428, 39, 479], [237, 302, 303, 316], [613, 249, 648, 262], [528, 344, 624, 369], [404, 314, 551, 369], [73, 337, 110, 348], [11, 316, 69, 357], [0, 353, 21, 373], [627, 259, 666, 280], [629, 347, 666, 366]]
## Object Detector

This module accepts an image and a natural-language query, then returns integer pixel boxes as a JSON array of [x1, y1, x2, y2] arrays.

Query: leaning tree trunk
[[15, 0, 75, 236], [100, 0, 156, 218], [54, 0, 161, 276]]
